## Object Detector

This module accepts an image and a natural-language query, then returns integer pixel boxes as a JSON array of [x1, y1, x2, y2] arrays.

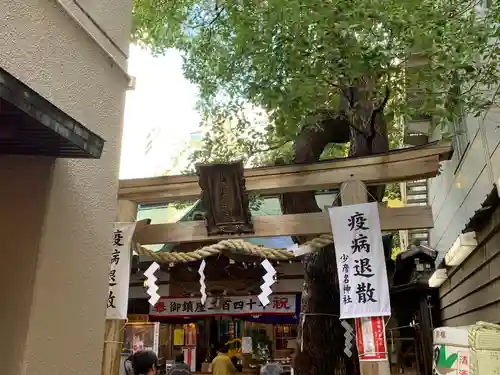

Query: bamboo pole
[[340, 180, 391, 375], [101, 199, 138, 375]]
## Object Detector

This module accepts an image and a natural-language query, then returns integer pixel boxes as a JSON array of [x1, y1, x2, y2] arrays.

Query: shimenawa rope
[[134, 234, 334, 264]]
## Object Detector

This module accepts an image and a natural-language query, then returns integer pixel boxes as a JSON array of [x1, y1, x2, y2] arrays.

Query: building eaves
[[0, 67, 105, 158]]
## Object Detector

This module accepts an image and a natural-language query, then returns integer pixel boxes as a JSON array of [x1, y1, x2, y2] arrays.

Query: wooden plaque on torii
[[196, 161, 254, 236]]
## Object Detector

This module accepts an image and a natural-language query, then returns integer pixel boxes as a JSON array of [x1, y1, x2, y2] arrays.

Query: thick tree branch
[[373, 85, 390, 118], [331, 84, 371, 137], [348, 121, 369, 137], [251, 139, 293, 154], [365, 85, 390, 154]]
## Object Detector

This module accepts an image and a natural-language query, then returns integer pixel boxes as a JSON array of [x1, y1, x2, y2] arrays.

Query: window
[[447, 74, 470, 165], [449, 116, 469, 163], [144, 127, 160, 156], [189, 131, 202, 141], [144, 139, 153, 156], [274, 324, 297, 350], [475, 0, 492, 17]]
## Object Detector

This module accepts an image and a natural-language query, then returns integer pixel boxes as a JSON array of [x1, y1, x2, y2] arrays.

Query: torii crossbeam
[[120, 141, 451, 245], [119, 141, 451, 204]]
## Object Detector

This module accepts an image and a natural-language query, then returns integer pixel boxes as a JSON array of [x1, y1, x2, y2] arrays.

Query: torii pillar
[[101, 200, 138, 375], [340, 179, 391, 375]]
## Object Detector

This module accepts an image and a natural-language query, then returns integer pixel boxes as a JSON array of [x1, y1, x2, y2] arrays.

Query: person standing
[[129, 350, 158, 375], [212, 346, 236, 375], [168, 353, 192, 375]]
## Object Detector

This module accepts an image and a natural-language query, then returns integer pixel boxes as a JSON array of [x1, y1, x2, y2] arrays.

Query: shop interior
[[169, 318, 297, 372], [122, 316, 297, 374]]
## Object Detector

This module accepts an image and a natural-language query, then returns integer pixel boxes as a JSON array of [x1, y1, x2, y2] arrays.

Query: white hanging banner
[[328, 202, 391, 319], [242, 336, 253, 353], [106, 222, 136, 319]]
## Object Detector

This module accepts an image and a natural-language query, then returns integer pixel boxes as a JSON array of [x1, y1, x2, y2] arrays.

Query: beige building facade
[[0, 1, 132, 374]]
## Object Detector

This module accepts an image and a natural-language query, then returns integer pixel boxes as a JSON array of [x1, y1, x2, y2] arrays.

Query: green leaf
[[132, 0, 500, 167]]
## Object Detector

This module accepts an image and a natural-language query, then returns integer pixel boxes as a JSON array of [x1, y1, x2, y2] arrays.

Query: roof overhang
[[0, 67, 105, 158]]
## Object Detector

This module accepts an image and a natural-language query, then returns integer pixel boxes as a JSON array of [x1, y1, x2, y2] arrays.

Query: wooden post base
[[359, 361, 391, 375], [355, 316, 391, 375], [100, 199, 138, 375], [101, 319, 127, 375]]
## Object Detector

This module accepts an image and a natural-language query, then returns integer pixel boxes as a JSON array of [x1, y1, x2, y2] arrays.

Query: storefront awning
[[0, 67, 105, 158]]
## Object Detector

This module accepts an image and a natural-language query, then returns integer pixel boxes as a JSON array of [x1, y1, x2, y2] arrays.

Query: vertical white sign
[[242, 336, 253, 353], [153, 322, 160, 354], [106, 222, 136, 319], [328, 202, 391, 319]]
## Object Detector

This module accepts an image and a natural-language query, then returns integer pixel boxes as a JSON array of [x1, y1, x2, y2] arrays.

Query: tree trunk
[[281, 102, 389, 375], [346, 84, 389, 202]]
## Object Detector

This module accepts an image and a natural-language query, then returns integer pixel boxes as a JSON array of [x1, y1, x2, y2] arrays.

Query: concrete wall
[[0, 1, 131, 374], [0, 157, 54, 375], [429, 105, 500, 260]]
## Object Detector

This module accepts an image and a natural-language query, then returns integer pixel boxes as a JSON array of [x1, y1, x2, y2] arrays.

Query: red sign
[[182, 346, 196, 372], [185, 326, 196, 346], [457, 351, 470, 375], [355, 316, 387, 361], [150, 294, 296, 317]]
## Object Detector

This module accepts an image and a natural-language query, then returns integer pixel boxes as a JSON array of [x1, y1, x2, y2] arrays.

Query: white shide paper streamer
[[198, 260, 207, 305], [341, 320, 354, 357], [286, 243, 313, 257], [258, 259, 277, 306], [144, 262, 160, 306]]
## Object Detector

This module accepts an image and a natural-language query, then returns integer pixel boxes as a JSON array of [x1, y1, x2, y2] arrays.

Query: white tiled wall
[[429, 105, 500, 261]]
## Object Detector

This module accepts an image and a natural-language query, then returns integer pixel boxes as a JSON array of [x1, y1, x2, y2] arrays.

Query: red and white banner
[[150, 294, 296, 317], [182, 347, 196, 372], [355, 316, 388, 361], [185, 325, 196, 346]]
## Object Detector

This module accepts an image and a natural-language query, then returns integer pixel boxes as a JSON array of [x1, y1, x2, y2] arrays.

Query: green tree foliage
[[133, 0, 499, 167], [133, 1, 499, 373]]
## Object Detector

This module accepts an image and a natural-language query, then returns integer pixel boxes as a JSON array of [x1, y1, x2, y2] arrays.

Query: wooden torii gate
[[102, 141, 451, 375]]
